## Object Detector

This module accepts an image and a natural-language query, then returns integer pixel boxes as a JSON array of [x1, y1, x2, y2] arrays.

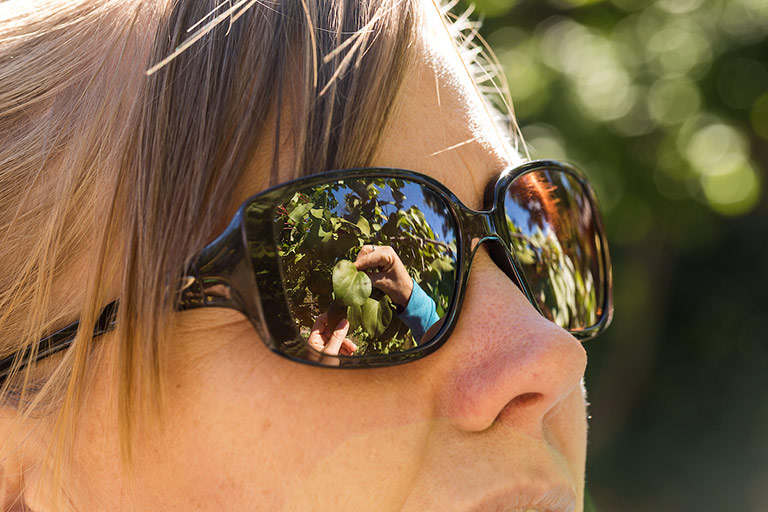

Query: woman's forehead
[[371, 9, 522, 209], [236, 1, 522, 211]]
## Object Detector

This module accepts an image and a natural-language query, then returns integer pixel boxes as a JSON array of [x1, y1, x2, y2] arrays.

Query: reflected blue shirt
[[399, 278, 440, 341]]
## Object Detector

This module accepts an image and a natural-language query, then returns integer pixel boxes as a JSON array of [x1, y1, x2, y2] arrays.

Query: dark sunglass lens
[[503, 169, 606, 331], [273, 177, 458, 363]]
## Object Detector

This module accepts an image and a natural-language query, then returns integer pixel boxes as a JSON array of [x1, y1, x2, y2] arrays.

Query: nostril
[[497, 392, 542, 416], [506, 392, 540, 408], [441, 321, 587, 432], [496, 392, 544, 427]]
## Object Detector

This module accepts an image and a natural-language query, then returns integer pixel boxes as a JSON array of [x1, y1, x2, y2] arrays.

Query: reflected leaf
[[392, 187, 406, 205], [288, 203, 314, 223], [357, 216, 371, 236], [362, 295, 393, 337], [319, 225, 333, 242], [429, 256, 455, 273], [332, 260, 372, 307], [347, 303, 363, 330]]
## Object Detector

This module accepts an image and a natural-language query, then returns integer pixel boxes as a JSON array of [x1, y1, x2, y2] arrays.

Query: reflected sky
[[324, 178, 456, 245], [502, 170, 603, 330]]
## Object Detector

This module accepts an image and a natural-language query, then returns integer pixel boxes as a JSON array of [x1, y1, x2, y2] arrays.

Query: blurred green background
[[458, 0, 768, 510]]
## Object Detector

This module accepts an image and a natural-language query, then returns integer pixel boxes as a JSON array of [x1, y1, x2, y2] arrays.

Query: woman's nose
[[432, 250, 588, 436]]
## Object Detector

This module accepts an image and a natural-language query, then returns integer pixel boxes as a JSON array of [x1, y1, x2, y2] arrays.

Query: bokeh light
[[646, 18, 711, 78], [460, 0, 768, 509], [751, 93, 768, 140], [717, 58, 768, 110], [476, 0, 764, 218], [647, 76, 701, 126]]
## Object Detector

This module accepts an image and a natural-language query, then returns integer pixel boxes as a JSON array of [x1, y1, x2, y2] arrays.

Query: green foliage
[[330, 260, 394, 338], [506, 222, 598, 329], [464, 1, 768, 510], [275, 177, 457, 355], [361, 295, 393, 338], [332, 260, 372, 307]]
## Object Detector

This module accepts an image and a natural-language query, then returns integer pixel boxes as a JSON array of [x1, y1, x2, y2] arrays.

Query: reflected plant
[[275, 177, 457, 355], [507, 220, 597, 329], [331, 259, 394, 339]]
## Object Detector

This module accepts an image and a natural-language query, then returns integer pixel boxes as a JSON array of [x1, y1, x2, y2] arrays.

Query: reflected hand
[[354, 245, 413, 307], [307, 312, 358, 363]]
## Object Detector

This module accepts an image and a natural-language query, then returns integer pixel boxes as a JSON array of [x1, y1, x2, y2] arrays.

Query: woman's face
[[37, 8, 588, 512]]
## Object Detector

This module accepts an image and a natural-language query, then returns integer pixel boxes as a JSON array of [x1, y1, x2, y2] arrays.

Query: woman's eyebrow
[[481, 167, 507, 210]]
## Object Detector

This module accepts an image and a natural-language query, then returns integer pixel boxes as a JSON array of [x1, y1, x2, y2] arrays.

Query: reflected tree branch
[[387, 235, 454, 255]]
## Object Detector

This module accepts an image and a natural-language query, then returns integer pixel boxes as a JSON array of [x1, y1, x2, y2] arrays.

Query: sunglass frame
[[0, 160, 613, 378], [177, 159, 613, 368]]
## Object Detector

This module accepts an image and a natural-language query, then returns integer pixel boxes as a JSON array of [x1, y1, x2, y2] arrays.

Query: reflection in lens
[[503, 170, 604, 331], [273, 177, 458, 360]]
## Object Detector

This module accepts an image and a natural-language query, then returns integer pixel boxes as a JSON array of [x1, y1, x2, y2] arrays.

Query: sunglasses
[[0, 160, 612, 377]]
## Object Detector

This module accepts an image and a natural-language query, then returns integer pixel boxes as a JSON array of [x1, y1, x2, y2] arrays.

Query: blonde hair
[[1, 0, 420, 504]]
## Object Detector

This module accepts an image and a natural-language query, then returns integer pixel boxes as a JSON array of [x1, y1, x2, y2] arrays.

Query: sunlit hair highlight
[[436, 0, 529, 161]]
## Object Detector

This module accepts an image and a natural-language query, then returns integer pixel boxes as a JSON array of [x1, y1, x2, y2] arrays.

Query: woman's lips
[[465, 482, 577, 512]]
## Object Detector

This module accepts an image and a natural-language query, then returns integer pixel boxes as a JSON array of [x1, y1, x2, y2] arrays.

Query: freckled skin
[[20, 6, 589, 512]]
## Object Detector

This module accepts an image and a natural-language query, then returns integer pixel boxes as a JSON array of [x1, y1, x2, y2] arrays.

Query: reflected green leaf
[[332, 259, 372, 307], [361, 295, 393, 337], [429, 256, 455, 273], [357, 216, 371, 236], [347, 304, 363, 331], [288, 203, 313, 223]]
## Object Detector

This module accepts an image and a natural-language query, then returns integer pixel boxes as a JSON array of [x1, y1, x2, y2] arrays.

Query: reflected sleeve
[[398, 278, 440, 342]]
